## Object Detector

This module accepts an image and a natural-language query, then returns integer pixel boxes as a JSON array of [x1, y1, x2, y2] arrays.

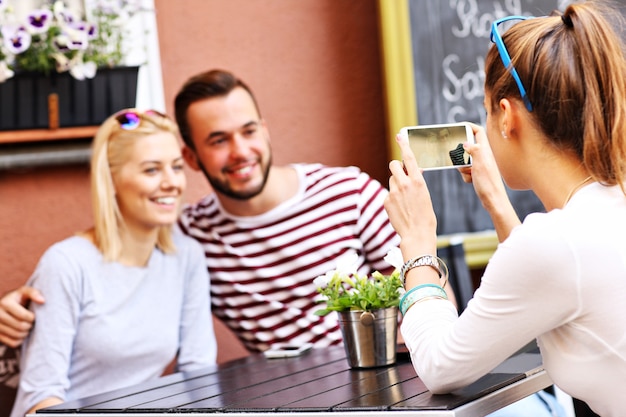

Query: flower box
[[0, 65, 138, 130]]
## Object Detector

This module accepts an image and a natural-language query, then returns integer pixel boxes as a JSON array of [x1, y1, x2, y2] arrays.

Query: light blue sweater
[[11, 231, 217, 417]]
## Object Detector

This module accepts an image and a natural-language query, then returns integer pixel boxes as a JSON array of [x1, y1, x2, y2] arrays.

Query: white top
[[179, 163, 400, 352], [401, 182, 626, 417], [11, 231, 217, 417]]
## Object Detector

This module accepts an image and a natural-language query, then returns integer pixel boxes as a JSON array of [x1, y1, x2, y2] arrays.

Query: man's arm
[[0, 286, 45, 347]]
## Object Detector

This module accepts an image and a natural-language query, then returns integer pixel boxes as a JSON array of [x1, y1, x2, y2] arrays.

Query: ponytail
[[484, 1, 626, 192]]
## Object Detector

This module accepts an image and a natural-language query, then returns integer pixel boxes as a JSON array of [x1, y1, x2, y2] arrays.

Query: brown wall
[[0, 0, 389, 363], [156, 0, 390, 204]]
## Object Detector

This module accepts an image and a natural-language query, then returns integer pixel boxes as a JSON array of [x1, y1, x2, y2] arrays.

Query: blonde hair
[[90, 109, 181, 261], [485, 1, 626, 192]]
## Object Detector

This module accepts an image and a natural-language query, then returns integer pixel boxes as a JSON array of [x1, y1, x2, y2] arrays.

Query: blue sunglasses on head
[[490, 16, 534, 111]]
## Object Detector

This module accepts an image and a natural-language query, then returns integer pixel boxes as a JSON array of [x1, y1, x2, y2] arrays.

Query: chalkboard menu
[[407, 0, 569, 234]]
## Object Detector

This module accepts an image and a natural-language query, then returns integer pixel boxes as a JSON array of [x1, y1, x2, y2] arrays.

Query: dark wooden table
[[35, 344, 551, 416]]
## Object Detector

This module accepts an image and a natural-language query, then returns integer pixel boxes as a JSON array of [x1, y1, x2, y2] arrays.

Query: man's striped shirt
[[179, 163, 400, 352]]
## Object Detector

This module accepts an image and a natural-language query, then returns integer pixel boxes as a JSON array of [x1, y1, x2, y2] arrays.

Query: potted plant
[[0, 0, 147, 130], [314, 248, 404, 368]]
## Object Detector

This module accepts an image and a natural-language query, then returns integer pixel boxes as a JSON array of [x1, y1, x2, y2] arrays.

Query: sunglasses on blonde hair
[[114, 109, 169, 130]]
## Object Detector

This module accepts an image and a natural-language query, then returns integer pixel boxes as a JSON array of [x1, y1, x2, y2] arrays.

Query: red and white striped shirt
[[179, 164, 400, 352]]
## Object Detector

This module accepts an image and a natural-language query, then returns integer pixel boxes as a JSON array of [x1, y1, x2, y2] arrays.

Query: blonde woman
[[11, 110, 217, 417]]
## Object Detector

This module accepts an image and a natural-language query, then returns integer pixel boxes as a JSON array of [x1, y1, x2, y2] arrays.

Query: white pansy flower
[[0, 0, 149, 82], [0, 61, 14, 82], [25, 9, 53, 34], [69, 58, 97, 80], [2, 25, 31, 54], [384, 247, 404, 271], [53, 52, 70, 72], [335, 250, 359, 277], [313, 272, 333, 290], [63, 26, 89, 50]]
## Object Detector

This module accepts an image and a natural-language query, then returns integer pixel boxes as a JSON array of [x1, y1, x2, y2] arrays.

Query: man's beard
[[198, 155, 272, 201]]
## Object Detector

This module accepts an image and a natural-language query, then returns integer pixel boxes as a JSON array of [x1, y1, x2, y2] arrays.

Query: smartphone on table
[[398, 122, 475, 170], [263, 342, 314, 359]]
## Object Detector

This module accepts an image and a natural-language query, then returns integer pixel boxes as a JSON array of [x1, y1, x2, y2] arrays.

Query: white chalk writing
[[450, 0, 524, 39], [436, 0, 529, 123]]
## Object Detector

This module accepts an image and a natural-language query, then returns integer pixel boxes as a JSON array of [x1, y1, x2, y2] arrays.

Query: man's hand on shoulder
[[0, 286, 45, 348]]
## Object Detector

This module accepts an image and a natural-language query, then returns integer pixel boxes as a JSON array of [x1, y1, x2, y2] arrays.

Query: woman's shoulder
[[42, 235, 100, 263], [518, 183, 620, 241], [29, 236, 100, 288], [499, 209, 584, 280], [507, 210, 570, 250], [165, 228, 209, 282], [171, 227, 205, 258]]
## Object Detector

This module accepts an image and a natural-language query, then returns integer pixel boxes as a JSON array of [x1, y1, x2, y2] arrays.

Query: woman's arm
[[13, 245, 79, 417], [459, 124, 521, 242], [176, 236, 217, 371], [26, 397, 63, 414]]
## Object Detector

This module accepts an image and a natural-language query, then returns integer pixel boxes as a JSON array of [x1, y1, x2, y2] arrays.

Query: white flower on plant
[[74, 21, 98, 40], [53, 52, 69, 72], [2, 25, 31, 55], [334, 250, 359, 277], [0, 60, 13, 82], [62, 26, 89, 50], [314, 249, 403, 316], [0, 0, 148, 82], [313, 272, 332, 290], [383, 247, 404, 271], [25, 9, 53, 34], [69, 58, 96, 80], [53, 1, 76, 24], [54, 51, 96, 79], [53, 33, 70, 52]]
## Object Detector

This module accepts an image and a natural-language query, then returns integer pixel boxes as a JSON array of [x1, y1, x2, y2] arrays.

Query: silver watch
[[400, 255, 442, 286]]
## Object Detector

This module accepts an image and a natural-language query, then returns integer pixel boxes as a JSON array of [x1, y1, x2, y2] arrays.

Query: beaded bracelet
[[399, 283, 448, 316], [400, 255, 449, 289]]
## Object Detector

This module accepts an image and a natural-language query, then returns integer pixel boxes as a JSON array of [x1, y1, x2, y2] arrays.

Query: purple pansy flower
[[2, 26, 32, 55], [53, 1, 76, 25], [26, 9, 54, 34], [73, 22, 98, 41], [0, 0, 147, 82], [54, 26, 88, 52]]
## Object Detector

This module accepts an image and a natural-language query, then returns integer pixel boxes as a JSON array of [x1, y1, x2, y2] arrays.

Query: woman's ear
[[498, 98, 517, 139], [182, 146, 200, 171]]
